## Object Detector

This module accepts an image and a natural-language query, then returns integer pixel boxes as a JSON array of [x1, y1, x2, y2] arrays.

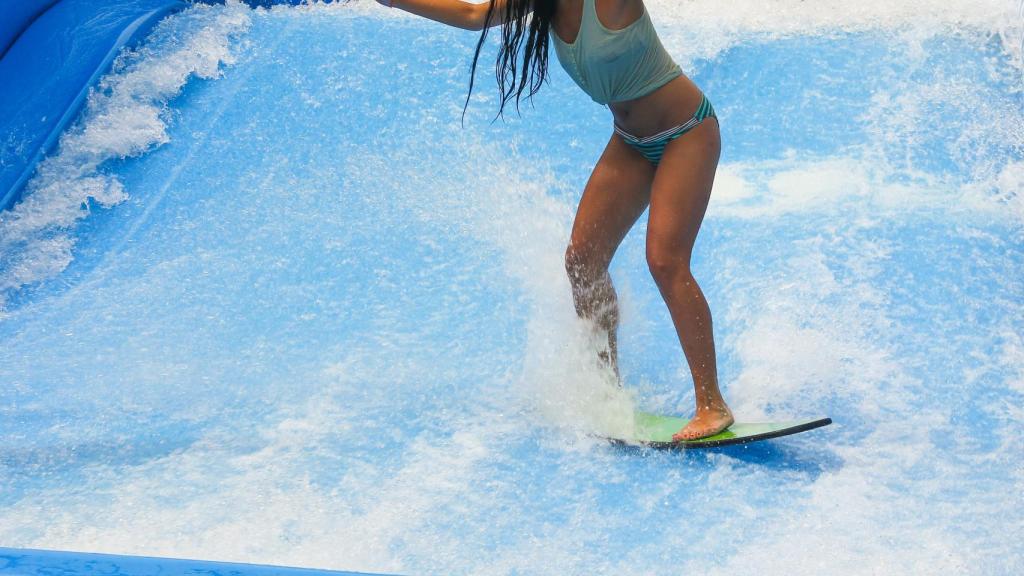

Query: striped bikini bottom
[[614, 93, 717, 166]]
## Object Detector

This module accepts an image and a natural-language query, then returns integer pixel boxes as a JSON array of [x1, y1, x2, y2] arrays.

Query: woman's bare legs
[[565, 118, 732, 441], [647, 117, 733, 441], [565, 134, 655, 378]]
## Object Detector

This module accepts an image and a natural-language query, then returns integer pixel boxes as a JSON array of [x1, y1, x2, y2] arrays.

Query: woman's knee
[[565, 242, 608, 285], [646, 238, 691, 285]]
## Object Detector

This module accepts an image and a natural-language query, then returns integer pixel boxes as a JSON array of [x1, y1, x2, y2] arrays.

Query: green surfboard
[[608, 411, 833, 449]]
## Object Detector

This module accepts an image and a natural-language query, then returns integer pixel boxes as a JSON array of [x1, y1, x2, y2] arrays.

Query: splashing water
[[0, 1, 1021, 574]]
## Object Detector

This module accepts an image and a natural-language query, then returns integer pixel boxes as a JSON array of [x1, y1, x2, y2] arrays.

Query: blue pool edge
[[0, 547, 400, 576]]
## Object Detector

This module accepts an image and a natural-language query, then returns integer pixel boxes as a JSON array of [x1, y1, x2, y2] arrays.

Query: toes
[[672, 428, 704, 442], [673, 423, 726, 442]]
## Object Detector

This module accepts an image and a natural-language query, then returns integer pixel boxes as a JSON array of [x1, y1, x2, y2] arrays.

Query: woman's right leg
[[565, 133, 656, 376]]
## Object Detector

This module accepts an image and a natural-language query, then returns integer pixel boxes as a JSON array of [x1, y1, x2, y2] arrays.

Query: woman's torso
[[550, 0, 704, 137]]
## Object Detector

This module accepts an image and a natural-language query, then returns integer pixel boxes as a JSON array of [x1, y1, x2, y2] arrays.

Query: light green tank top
[[549, 0, 681, 105]]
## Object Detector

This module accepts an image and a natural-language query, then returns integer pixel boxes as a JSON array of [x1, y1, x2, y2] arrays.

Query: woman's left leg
[[646, 117, 733, 441]]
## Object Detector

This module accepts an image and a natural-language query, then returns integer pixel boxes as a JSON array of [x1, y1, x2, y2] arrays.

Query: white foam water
[[0, 1, 251, 309]]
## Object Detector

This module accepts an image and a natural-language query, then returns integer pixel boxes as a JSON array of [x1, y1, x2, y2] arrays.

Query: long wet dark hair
[[463, 0, 557, 120]]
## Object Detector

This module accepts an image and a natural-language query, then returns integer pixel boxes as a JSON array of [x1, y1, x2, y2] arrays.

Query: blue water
[[0, 2, 1022, 574]]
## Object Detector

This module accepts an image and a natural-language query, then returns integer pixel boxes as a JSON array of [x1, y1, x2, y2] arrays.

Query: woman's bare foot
[[672, 405, 734, 442]]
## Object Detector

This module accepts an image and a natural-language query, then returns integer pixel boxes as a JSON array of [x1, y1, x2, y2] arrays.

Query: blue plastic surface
[[0, 0, 186, 212], [0, 0, 60, 58], [0, 548, 394, 576]]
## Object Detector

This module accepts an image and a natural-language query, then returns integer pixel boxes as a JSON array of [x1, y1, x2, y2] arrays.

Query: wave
[[0, 2, 251, 310]]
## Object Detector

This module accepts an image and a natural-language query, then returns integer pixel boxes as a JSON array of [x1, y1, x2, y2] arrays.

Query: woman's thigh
[[646, 119, 721, 263], [569, 133, 656, 271]]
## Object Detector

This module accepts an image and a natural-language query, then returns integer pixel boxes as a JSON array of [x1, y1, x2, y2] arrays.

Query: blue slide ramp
[[0, 1, 60, 58], [0, 0, 186, 211], [0, 548, 393, 576]]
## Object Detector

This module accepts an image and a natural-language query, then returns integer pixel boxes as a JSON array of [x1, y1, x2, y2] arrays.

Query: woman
[[375, 0, 733, 441]]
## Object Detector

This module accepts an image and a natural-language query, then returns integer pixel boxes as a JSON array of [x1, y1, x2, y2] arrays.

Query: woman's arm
[[377, 0, 520, 32]]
